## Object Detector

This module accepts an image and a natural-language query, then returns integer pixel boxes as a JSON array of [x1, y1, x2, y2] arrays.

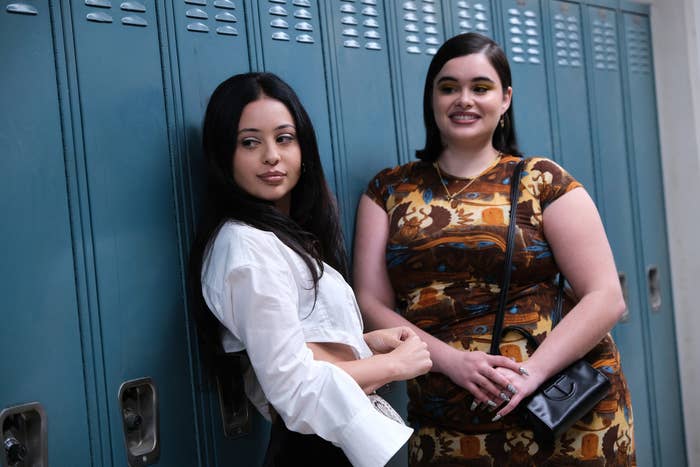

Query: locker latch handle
[[646, 265, 662, 312], [118, 377, 160, 467], [0, 402, 47, 467]]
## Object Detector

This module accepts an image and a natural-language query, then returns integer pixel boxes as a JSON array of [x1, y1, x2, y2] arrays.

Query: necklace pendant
[[446, 195, 453, 201]]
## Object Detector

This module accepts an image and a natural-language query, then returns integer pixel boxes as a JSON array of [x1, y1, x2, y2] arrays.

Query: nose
[[457, 89, 474, 107], [263, 145, 281, 166]]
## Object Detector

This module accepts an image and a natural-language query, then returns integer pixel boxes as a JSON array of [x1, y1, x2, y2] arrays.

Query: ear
[[501, 86, 513, 113]]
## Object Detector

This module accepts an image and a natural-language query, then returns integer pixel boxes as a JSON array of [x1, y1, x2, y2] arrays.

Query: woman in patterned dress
[[353, 33, 635, 465]]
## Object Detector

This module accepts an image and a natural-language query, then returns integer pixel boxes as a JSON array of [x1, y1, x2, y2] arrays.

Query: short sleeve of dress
[[365, 167, 394, 211], [522, 157, 582, 209]]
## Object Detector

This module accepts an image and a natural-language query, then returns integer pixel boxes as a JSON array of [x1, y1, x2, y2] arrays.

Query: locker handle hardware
[[618, 271, 630, 323], [118, 377, 160, 467], [647, 265, 661, 312], [0, 402, 47, 467], [4, 436, 27, 464]]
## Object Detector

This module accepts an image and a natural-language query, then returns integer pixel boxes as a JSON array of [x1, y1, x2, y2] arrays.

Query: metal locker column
[[582, 2, 654, 464], [171, 0, 251, 210], [444, 0, 496, 38], [546, 1, 596, 193], [387, 0, 445, 163], [254, 0, 338, 193], [498, 0, 553, 157], [321, 0, 399, 231], [620, 3, 687, 465], [0, 4, 92, 466], [66, 1, 199, 465]]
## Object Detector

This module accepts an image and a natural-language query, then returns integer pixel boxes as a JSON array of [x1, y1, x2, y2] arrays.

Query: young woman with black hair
[[354, 33, 635, 465], [189, 72, 432, 467]]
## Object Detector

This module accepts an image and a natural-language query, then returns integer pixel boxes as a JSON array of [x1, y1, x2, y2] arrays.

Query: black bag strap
[[488, 160, 567, 354], [489, 160, 525, 355]]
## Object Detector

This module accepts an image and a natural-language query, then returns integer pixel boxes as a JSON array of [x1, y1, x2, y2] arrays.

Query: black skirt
[[263, 418, 352, 467]]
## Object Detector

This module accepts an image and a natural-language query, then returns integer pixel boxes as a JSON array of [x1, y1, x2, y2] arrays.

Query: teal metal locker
[[620, 3, 687, 465], [581, 1, 655, 463], [0, 4, 92, 466]]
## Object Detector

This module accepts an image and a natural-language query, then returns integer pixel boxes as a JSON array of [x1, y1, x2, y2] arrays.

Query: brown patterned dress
[[366, 155, 635, 466]]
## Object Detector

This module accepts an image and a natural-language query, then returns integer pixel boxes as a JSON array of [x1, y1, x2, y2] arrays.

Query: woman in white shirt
[[189, 72, 432, 467]]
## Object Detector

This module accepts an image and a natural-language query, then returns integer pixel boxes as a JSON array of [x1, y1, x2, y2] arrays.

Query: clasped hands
[[443, 348, 546, 421]]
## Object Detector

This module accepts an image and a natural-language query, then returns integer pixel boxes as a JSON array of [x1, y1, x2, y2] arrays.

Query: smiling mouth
[[449, 112, 480, 122]]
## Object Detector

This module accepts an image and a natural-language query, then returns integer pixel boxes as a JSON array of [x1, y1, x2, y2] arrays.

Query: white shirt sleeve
[[203, 238, 411, 467]]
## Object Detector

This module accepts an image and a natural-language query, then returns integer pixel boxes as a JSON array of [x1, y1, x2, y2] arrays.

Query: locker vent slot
[[6, 3, 39, 15], [552, 6, 581, 68], [185, 0, 241, 37], [591, 9, 618, 71], [626, 15, 651, 74], [458, 2, 490, 34], [506, 4, 542, 65], [340, 0, 383, 50]]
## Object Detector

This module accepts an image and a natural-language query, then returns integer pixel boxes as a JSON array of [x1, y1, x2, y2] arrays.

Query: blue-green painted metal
[[619, 7, 687, 466], [582, 3, 656, 464], [0, 4, 92, 466]]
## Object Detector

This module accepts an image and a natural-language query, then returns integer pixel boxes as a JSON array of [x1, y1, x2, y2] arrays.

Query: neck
[[437, 146, 501, 178]]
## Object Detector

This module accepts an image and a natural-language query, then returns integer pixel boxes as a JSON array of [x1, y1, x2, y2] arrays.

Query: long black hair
[[416, 32, 522, 161], [188, 72, 348, 359]]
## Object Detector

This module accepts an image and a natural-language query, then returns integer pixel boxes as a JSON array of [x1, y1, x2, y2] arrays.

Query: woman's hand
[[488, 364, 546, 421], [364, 327, 417, 354], [385, 335, 433, 380], [441, 347, 524, 407]]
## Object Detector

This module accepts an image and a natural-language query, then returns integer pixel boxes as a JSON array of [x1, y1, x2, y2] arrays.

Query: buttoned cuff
[[337, 405, 413, 467]]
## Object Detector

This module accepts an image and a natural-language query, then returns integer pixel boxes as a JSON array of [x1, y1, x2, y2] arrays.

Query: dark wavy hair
[[188, 72, 348, 359], [416, 32, 522, 161]]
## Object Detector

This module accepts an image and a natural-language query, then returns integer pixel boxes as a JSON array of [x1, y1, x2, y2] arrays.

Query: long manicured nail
[[486, 400, 497, 411], [470, 400, 478, 411], [518, 366, 530, 376], [492, 413, 502, 422], [507, 384, 517, 394], [499, 392, 511, 402]]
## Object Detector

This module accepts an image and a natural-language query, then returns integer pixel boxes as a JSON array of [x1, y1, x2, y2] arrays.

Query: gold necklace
[[433, 153, 502, 201]]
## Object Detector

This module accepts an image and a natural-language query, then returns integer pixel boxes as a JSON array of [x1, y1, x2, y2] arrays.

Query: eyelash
[[239, 133, 296, 149], [437, 84, 491, 95]]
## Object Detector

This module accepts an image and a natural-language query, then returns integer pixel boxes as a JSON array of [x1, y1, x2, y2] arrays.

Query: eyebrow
[[238, 123, 296, 134], [436, 75, 496, 84]]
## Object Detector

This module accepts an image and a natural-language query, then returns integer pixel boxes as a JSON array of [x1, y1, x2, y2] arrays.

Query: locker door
[[582, 3, 654, 464], [547, 1, 596, 194], [0, 4, 91, 466], [255, 0, 337, 192], [68, 1, 198, 465], [170, 3, 262, 467], [173, 0, 251, 210], [322, 0, 399, 231], [388, 0, 446, 163], [621, 5, 687, 466], [499, 0, 553, 156]]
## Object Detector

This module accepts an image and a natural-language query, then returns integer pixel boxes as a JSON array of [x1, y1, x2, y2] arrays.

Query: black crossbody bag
[[489, 159, 611, 439]]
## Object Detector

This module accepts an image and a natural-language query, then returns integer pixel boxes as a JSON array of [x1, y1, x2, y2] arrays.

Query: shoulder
[[369, 161, 427, 186], [366, 161, 432, 206], [203, 222, 290, 281], [518, 156, 582, 205]]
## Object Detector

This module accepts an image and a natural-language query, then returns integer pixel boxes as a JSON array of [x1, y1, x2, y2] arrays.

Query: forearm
[[359, 295, 460, 376], [524, 288, 625, 382]]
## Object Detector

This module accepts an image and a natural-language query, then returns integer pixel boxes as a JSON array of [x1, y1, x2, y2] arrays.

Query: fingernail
[[519, 366, 530, 376], [470, 401, 478, 411], [492, 413, 502, 422], [499, 392, 511, 402], [507, 384, 517, 394], [486, 400, 497, 408]]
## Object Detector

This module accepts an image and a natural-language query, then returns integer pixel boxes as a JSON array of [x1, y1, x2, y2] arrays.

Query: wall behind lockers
[[0, 1, 687, 466]]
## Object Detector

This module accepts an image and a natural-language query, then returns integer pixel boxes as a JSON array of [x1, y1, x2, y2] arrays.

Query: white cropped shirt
[[201, 221, 412, 467]]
